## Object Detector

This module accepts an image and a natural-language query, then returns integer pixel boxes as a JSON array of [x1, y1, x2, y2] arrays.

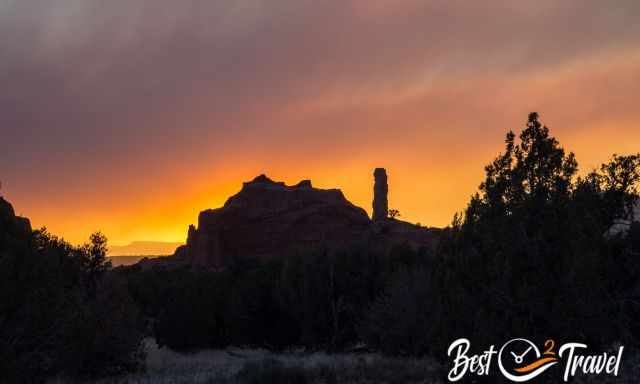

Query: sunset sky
[[2, 1, 640, 247]]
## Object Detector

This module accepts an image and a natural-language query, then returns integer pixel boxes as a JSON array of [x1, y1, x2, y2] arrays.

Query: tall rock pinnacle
[[373, 168, 388, 221], [140, 171, 439, 270]]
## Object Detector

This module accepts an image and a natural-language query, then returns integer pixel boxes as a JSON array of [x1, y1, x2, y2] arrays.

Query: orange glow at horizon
[[6, 116, 639, 248], [2, 2, 639, 249]]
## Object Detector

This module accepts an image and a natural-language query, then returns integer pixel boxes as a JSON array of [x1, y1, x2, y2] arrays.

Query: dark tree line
[[362, 113, 640, 355], [0, 221, 144, 382], [119, 244, 428, 352]]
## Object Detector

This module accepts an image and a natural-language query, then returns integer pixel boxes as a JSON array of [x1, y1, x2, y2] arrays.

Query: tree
[[77, 231, 111, 296], [459, 113, 640, 348], [466, 112, 577, 228], [364, 113, 640, 358], [599, 153, 640, 225], [0, 223, 144, 381]]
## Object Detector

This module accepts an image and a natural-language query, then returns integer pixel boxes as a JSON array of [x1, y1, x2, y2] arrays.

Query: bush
[[360, 267, 434, 356], [0, 228, 145, 381]]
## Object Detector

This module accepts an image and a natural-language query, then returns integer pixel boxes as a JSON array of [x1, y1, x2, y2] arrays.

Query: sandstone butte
[[141, 169, 441, 269]]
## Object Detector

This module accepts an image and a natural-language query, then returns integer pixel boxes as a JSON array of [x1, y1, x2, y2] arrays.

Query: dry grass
[[48, 339, 443, 383], [45, 339, 640, 383]]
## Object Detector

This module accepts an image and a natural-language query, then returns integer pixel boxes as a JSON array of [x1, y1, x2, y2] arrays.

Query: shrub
[[0, 228, 145, 381]]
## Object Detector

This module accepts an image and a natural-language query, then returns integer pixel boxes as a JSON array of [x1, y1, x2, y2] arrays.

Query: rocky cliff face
[[177, 175, 372, 268], [142, 172, 438, 269], [0, 197, 32, 252]]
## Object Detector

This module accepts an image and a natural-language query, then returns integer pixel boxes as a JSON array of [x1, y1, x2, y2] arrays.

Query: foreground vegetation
[[2, 113, 640, 382], [47, 339, 442, 384], [0, 223, 145, 381], [49, 340, 640, 384]]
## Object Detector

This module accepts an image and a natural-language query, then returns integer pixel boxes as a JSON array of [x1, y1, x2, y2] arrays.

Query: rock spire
[[373, 168, 388, 221]]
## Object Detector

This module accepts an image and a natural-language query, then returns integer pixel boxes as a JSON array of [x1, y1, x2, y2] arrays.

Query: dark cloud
[[1, 0, 639, 241]]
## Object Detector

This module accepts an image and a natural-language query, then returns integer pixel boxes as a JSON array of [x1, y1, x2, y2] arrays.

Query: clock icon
[[498, 338, 558, 382]]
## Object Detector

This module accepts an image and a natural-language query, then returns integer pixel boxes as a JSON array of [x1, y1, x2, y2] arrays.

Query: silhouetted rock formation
[[176, 174, 371, 268], [372, 168, 388, 221], [0, 197, 32, 247], [142, 171, 438, 269]]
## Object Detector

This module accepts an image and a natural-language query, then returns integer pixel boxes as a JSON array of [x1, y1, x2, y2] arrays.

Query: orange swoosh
[[514, 357, 558, 373]]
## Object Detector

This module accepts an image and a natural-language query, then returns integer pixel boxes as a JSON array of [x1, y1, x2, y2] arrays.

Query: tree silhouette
[[363, 113, 640, 357]]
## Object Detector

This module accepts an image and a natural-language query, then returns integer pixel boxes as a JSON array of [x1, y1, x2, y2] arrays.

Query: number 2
[[543, 339, 556, 356]]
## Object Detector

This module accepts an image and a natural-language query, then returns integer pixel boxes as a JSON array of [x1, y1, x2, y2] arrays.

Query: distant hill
[[109, 255, 168, 267], [108, 241, 183, 256]]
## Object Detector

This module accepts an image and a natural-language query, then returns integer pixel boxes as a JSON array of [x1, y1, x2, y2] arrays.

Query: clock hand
[[517, 346, 533, 359]]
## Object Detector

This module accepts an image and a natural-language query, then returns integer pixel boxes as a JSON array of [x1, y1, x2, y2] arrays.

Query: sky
[[1, 0, 640, 247]]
